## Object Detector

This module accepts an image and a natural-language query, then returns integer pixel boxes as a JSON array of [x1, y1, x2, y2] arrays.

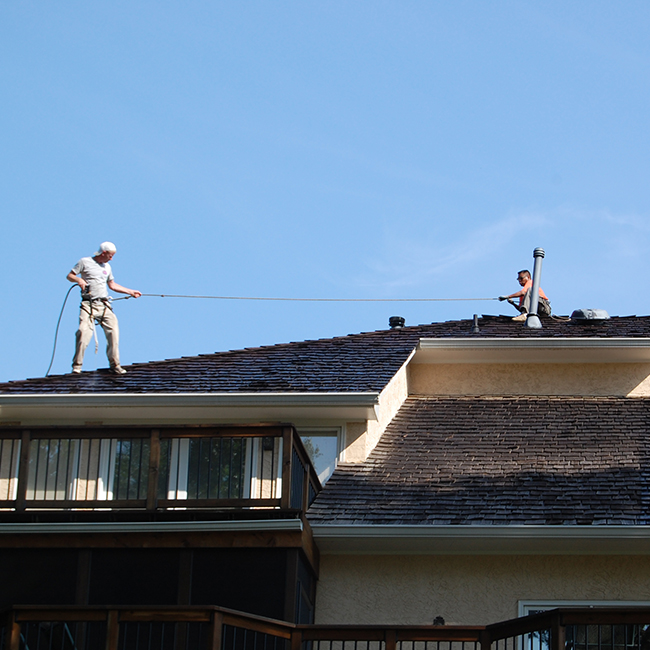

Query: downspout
[[526, 247, 545, 330]]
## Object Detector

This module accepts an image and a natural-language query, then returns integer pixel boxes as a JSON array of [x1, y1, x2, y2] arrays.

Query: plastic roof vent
[[571, 308, 611, 321]]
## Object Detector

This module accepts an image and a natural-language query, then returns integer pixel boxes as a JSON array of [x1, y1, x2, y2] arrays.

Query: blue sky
[[2, 1, 650, 381]]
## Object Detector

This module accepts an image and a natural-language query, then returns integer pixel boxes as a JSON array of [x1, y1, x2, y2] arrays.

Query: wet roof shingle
[[2, 315, 650, 394], [307, 395, 650, 526]]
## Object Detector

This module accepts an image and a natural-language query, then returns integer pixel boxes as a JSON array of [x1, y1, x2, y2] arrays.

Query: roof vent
[[389, 316, 405, 329], [571, 308, 611, 321]]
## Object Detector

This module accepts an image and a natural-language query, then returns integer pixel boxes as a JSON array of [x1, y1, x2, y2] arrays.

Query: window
[[298, 428, 340, 485]]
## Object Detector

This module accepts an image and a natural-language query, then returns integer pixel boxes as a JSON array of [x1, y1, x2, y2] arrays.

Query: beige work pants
[[72, 300, 120, 370]]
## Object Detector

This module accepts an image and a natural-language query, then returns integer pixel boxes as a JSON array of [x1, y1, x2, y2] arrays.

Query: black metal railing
[[483, 608, 650, 650], [0, 425, 321, 513], [2, 606, 650, 650]]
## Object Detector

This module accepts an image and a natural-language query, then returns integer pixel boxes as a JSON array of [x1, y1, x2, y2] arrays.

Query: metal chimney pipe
[[525, 247, 545, 329]]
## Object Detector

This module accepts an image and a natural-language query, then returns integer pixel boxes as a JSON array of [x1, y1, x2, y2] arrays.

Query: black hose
[[45, 285, 76, 376]]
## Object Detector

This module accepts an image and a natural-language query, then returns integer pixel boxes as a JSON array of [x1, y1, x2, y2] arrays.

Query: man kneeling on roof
[[499, 269, 551, 322], [66, 241, 141, 375]]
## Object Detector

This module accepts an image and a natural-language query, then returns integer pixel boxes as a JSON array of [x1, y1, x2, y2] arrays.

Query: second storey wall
[[408, 362, 650, 397]]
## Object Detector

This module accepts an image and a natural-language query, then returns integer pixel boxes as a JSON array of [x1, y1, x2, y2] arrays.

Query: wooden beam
[[15, 430, 30, 513], [146, 429, 160, 511]]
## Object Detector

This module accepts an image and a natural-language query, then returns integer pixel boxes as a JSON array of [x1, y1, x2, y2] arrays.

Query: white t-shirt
[[71, 257, 114, 299]]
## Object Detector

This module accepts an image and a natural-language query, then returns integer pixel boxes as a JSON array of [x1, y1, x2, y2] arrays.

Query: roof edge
[[0, 392, 381, 407], [0, 519, 303, 534], [419, 337, 650, 349], [311, 524, 650, 555]]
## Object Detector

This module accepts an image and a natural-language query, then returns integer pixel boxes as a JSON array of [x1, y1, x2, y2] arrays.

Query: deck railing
[[0, 425, 321, 513], [1, 606, 648, 650]]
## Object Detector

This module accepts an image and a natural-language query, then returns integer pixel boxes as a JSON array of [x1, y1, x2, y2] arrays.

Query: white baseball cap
[[94, 241, 117, 256]]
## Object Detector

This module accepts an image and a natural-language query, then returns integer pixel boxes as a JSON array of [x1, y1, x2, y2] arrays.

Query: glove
[[498, 296, 508, 301]]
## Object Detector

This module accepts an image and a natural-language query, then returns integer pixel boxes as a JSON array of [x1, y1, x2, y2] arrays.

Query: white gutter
[[311, 524, 650, 555], [419, 338, 650, 350], [0, 519, 303, 534], [0, 392, 380, 408], [0, 392, 380, 425], [415, 338, 650, 364]]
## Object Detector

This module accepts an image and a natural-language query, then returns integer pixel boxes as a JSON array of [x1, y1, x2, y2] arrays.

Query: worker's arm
[[502, 288, 527, 300], [107, 279, 142, 298], [67, 271, 87, 292]]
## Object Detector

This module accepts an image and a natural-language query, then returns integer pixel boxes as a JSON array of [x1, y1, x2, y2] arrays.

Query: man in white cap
[[67, 242, 141, 374]]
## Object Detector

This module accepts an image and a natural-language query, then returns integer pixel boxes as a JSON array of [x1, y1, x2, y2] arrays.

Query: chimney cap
[[389, 316, 405, 329]]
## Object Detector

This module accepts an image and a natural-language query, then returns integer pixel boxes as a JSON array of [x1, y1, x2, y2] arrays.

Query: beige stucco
[[344, 354, 412, 463], [408, 362, 650, 397], [315, 554, 650, 625]]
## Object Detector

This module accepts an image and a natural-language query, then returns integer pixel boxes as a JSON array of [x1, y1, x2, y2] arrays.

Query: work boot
[[72, 366, 82, 374], [110, 366, 127, 375], [512, 313, 528, 322]]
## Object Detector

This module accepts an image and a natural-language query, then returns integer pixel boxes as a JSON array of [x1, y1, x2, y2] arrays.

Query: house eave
[[415, 337, 650, 364], [0, 392, 380, 425], [311, 524, 650, 555], [0, 519, 304, 535]]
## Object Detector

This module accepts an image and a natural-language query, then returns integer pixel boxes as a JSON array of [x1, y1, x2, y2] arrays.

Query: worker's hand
[[130, 290, 142, 298], [498, 295, 508, 301], [78, 279, 88, 292]]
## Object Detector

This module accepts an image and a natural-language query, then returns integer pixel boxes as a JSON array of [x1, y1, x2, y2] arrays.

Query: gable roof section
[[2, 315, 650, 394], [307, 395, 650, 526]]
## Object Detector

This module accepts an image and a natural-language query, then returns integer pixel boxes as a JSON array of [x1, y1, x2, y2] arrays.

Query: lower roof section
[[308, 395, 650, 526], [311, 524, 650, 555]]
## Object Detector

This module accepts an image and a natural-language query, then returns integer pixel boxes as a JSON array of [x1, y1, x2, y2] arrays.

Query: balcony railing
[[1, 606, 648, 650], [0, 425, 321, 513]]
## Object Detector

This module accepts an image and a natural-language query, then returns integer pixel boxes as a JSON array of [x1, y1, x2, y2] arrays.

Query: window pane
[[300, 434, 338, 484]]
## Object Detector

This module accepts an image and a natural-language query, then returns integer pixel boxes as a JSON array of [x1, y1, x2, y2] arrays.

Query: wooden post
[[5, 611, 21, 650], [385, 629, 397, 650], [480, 628, 492, 650], [301, 459, 310, 513], [146, 429, 161, 511], [15, 430, 31, 513], [290, 628, 302, 650], [280, 427, 292, 510], [551, 614, 565, 650], [76, 550, 92, 605], [105, 610, 119, 650], [207, 612, 223, 650]]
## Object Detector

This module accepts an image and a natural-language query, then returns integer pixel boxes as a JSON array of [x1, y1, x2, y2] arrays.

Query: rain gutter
[[311, 524, 650, 555]]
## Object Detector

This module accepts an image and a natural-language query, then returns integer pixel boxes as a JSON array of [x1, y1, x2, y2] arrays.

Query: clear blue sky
[[2, 1, 649, 382]]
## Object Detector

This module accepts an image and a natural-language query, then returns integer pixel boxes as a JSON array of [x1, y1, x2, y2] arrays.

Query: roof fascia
[[0, 519, 303, 534], [0, 392, 380, 407], [311, 524, 650, 555], [414, 338, 650, 364], [0, 392, 380, 425]]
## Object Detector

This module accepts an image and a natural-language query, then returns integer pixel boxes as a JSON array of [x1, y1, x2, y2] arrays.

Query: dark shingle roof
[[3, 315, 650, 394], [307, 395, 650, 526]]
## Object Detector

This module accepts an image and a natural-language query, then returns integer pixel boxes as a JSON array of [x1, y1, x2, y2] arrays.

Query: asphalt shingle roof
[[307, 395, 650, 526], [2, 315, 650, 394]]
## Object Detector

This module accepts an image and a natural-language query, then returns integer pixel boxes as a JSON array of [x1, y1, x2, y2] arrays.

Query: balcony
[[1, 606, 648, 650], [0, 424, 321, 515]]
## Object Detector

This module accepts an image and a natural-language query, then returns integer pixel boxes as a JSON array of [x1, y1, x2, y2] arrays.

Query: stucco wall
[[408, 363, 650, 397], [344, 355, 411, 463], [315, 554, 650, 625]]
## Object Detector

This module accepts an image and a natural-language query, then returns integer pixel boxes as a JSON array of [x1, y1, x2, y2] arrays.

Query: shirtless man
[[67, 242, 141, 374]]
